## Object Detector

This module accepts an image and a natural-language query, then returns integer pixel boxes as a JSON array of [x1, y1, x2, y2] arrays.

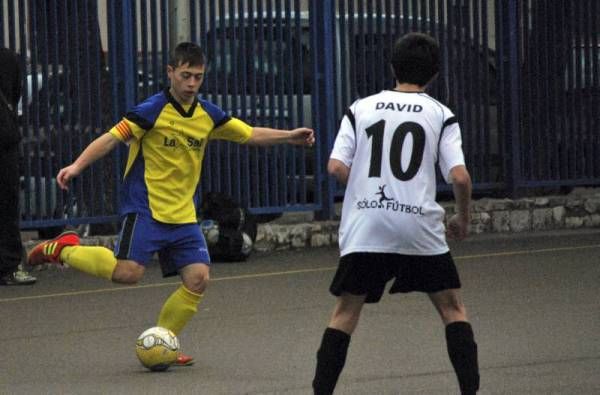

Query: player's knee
[[332, 308, 358, 322], [112, 261, 144, 284], [183, 271, 209, 294], [330, 306, 361, 333], [440, 301, 467, 323]]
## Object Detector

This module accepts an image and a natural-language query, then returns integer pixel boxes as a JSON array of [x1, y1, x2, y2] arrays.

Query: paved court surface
[[1, 229, 599, 394]]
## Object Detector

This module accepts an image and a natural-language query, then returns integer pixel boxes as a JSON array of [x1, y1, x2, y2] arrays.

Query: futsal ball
[[200, 219, 220, 245], [135, 326, 180, 371]]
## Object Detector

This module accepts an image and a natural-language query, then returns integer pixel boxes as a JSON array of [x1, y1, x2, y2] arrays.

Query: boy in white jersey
[[312, 33, 479, 394]]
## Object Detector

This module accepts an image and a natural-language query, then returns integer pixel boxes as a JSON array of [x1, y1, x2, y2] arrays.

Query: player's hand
[[446, 213, 470, 241], [56, 164, 82, 191], [288, 127, 315, 147]]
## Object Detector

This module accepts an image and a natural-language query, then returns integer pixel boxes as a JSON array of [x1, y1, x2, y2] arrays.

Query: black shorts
[[329, 251, 461, 303]]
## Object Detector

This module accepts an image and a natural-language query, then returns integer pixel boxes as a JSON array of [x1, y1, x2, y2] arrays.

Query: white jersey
[[330, 90, 465, 256]]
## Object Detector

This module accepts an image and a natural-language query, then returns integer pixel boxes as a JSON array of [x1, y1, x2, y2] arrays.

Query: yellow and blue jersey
[[109, 88, 253, 224]]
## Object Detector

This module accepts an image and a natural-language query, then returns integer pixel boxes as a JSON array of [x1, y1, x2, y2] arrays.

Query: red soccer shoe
[[174, 353, 194, 366], [27, 231, 80, 266]]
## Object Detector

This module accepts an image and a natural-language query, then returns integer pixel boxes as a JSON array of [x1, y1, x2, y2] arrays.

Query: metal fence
[[517, 0, 600, 187], [1, 0, 598, 234]]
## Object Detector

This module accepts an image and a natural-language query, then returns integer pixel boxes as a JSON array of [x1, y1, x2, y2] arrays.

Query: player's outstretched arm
[[446, 165, 472, 241], [246, 127, 315, 146], [56, 132, 120, 190]]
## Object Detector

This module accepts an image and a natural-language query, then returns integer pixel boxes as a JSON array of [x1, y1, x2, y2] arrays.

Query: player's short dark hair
[[169, 42, 206, 68], [390, 33, 440, 87]]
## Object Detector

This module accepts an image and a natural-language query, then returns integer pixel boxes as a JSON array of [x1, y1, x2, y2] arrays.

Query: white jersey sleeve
[[438, 118, 466, 183], [330, 105, 358, 167]]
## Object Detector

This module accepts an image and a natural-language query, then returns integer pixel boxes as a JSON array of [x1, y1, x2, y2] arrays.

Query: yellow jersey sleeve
[[108, 118, 146, 143], [209, 117, 253, 143]]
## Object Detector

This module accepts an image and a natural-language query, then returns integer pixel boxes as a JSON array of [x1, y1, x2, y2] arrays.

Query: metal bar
[[546, 0, 560, 180], [459, 1, 474, 180], [107, 0, 123, 214], [275, 0, 287, 205], [150, 0, 159, 96], [27, 0, 42, 219], [0, 2, 4, 44], [472, 0, 485, 182], [160, 0, 168, 88], [266, 0, 276, 206], [247, 1, 259, 208], [402, 0, 409, 33], [36, 0, 53, 220], [189, 0, 196, 41], [410, 0, 417, 31], [356, 0, 365, 96], [294, 0, 306, 204], [384, 0, 392, 87], [311, 0, 333, 218], [90, 1, 106, 216], [565, 3, 575, 179], [239, 0, 251, 208], [205, 0, 217, 192], [46, 0, 63, 214], [582, 0, 594, 178], [374, 0, 384, 91], [520, 1, 530, 181], [82, 0, 96, 218], [592, 0, 600, 178], [347, 0, 356, 100], [539, 0, 551, 180], [437, 0, 446, 101], [220, 0, 231, 197], [139, 1, 149, 100], [480, 0, 494, 182], [505, 0, 522, 194], [256, 1, 269, 206], [69, 2, 85, 220], [573, 1, 584, 178], [338, 0, 347, 111], [21, 214, 122, 230], [228, 0, 241, 203], [365, 0, 374, 94], [284, 0, 295, 205], [8, 0, 16, 49]]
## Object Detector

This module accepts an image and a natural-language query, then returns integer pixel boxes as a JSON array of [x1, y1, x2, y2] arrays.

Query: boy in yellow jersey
[[28, 42, 315, 366]]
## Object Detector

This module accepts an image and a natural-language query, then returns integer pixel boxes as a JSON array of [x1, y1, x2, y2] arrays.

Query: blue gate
[[517, 0, 600, 187], [1, 1, 119, 237], [1, 0, 598, 234]]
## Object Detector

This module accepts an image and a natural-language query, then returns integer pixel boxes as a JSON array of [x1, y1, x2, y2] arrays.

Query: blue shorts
[[114, 213, 210, 277]]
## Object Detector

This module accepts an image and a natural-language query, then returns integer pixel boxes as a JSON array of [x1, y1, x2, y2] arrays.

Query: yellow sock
[[157, 285, 203, 336], [59, 246, 117, 281]]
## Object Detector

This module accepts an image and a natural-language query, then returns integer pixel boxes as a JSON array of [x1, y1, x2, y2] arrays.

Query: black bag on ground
[[199, 192, 257, 261], [200, 192, 257, 240], [207, 227, 254, 262]]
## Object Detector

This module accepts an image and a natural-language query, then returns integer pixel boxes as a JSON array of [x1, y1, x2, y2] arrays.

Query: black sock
[[312, 327, 351, 395], [446, 321, 480, 395]]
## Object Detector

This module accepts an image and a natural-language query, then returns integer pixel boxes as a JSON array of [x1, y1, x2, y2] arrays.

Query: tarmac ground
[[1, 228, 599, 394]]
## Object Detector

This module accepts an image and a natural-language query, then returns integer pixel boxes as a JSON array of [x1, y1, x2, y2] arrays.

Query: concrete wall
[[24, 187, 600, 258]]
